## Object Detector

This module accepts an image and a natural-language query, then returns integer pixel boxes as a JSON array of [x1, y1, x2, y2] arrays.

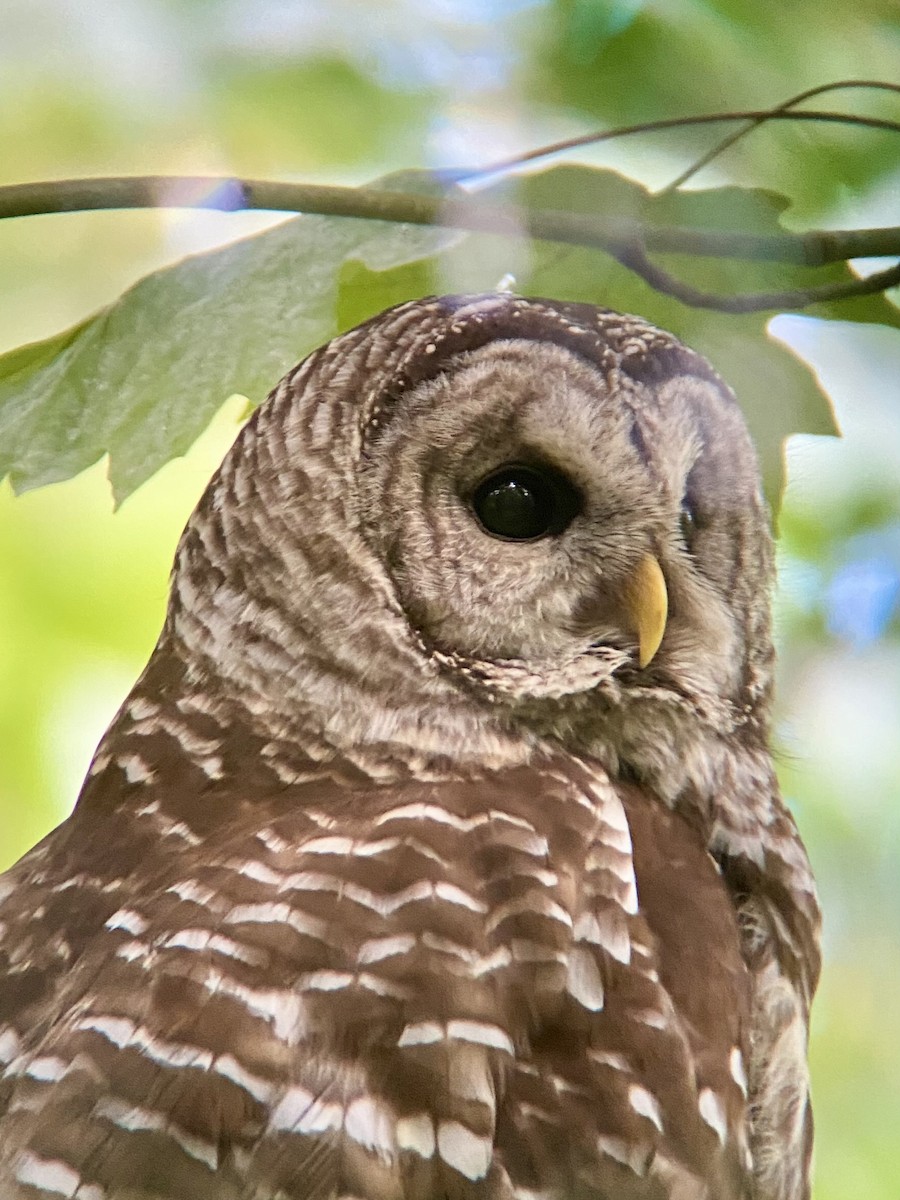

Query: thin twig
[[443, 107, 900, 183], [660, 80, 900, 195]]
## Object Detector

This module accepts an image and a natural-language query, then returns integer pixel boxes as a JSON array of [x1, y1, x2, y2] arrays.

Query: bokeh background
[[1, 2, 898, 1196]]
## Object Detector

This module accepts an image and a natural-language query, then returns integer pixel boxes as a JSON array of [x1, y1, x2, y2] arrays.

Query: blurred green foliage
[[0, 2, 898, 1197]]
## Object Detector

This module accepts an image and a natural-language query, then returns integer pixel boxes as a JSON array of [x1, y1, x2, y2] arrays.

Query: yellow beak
[[623, 554, 668, 668]]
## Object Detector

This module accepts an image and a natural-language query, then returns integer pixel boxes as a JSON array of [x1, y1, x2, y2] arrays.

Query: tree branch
[[1, 176, 898, 268], [2, 93, 898, 314], [2, 174, 897, 314]]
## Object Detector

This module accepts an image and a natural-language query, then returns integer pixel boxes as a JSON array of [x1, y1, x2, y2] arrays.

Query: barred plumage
[[0, 294, 820, 1200]]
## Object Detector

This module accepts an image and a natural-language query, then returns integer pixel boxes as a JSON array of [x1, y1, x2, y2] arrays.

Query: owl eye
[[472, 465, 580, 542], [680, 500, 698, 548]]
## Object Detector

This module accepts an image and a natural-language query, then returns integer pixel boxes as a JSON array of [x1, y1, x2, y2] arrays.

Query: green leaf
[[0, 195, 457, 503]]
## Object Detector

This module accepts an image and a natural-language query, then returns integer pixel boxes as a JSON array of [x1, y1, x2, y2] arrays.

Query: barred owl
[[0, 294, 820, 1200]]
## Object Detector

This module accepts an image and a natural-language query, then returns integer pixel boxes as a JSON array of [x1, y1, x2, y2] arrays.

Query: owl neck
[[80, 628, 765, 843], [81, 630, 539, 815]]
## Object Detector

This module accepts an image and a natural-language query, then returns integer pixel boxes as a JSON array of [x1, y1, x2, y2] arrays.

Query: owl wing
[[1, 754, 754, 1200], [708, 791, 821, 1200]]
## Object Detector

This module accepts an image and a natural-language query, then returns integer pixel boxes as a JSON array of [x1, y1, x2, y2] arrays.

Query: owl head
[[164, 295, 774, 784]]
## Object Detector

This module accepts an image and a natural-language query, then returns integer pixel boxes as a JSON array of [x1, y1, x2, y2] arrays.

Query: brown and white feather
[[0, 294, 819, 1200]]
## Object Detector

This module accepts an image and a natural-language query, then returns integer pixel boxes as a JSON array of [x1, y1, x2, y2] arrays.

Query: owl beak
[[623, 554, 668, 668]]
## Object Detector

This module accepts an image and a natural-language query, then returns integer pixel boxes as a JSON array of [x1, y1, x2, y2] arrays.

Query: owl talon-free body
[[0, 294, 819, 1200]]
